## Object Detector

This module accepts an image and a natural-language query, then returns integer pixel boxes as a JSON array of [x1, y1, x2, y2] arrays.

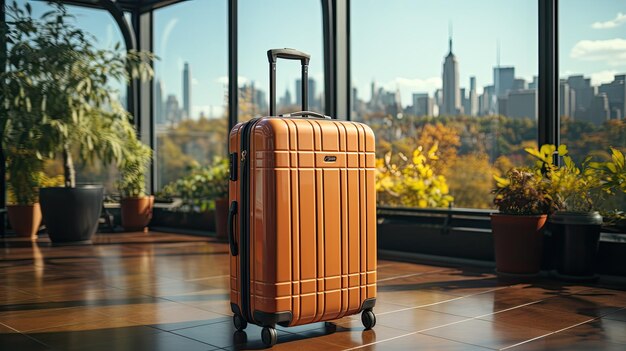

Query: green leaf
[[607, 163, 617, 173]]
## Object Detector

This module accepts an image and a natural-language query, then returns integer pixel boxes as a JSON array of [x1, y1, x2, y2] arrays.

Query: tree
[[446, 153, 498, 209], [376, 145, 453, 208], [156, 116, 228, 188], [416, 123, 460, 174]]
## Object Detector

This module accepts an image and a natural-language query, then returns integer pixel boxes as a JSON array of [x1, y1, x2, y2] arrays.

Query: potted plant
[[591, 147, 626, 232], [1, 2, 153, 244], [118, 135, 153, 232], [206, 157, 230, 242], [526, 144, 603, 279], [155, 158, 229, 238], [491, 167, 555, 276], [5, 151, 43, 238]]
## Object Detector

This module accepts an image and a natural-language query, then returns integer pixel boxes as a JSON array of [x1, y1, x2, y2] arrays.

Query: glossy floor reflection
[[1, 232, 625, 350]]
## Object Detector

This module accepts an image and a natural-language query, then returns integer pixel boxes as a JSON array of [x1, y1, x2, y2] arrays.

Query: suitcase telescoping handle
[[267, 48, 310, 116], [228, 201, 238, 256]]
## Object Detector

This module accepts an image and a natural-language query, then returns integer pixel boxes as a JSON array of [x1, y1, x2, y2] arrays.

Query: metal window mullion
[[321, 0, 349, 120], [334, 0, 349, 120], [538, 0, 559, 148], [228, 0, 238, 132], [322, 0, 335, 118], [133, 9, 156, 193]]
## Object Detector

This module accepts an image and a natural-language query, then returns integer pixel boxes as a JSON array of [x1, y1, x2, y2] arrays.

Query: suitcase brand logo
[[324, 155, 337, 162]]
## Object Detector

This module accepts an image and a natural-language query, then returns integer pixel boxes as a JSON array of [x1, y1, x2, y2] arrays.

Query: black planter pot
[[549, 211, 602, 279], [40, 185, 104, 245]]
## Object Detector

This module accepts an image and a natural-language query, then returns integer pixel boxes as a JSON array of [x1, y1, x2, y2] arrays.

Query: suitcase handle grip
[[267, 48, 310, 65], [279, 111, 331, 120], [228, 201, 238, 256]]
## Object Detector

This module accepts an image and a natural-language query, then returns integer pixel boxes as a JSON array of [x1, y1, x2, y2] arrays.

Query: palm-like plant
[[118, 136, 152, 198], [0, 1, 154, 187]]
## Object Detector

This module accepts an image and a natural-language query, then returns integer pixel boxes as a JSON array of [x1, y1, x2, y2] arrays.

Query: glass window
[[238, 0, 325, 120], [351, 0, 538, 209], [154, 0, 229, 190], [15, 1, 127, 194], [559, 0, 626, 211]]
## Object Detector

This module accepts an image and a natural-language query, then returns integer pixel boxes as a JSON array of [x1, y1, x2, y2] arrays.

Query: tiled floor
[[1, 232, 625, 350]]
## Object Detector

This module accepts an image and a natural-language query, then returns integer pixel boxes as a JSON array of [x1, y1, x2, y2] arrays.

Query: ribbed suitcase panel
[[232, 117, 376, 327]]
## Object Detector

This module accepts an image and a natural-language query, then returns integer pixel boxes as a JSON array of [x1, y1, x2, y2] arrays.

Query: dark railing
[[378, 206, 493, 234], [376, 205, 626, 276], [376, 206, 495, 262]]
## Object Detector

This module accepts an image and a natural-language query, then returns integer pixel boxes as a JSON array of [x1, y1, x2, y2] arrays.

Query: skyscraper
[[412, 93, 433, 116], [512, 78, 527, 92], [182, 62, 191, 119], [165, 94, 181, 124], [479, 85, 496, 115], [599, 74, 625, 120], [461, 88, 469, 115], [442, 35, 462, 115], [559, 80, 571, 118], [588, 93, 610, 124], [507, 89, 537, 120], [494, 66, 515, 97], [469, 76, 478, 116], [566, 75, 595, 120], [155, 79, 164, 124]]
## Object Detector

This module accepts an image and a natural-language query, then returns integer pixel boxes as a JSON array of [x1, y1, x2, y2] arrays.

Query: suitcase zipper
[[239, 118, 259, 323]]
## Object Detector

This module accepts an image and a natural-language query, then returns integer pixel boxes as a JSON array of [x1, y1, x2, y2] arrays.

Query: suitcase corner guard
[[359, 298, 377, 312], [253, 310, 293, 327]]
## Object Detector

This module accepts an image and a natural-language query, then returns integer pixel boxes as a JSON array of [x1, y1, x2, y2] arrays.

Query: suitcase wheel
[[361, 310, 376, 330], [233, 314, 247, 331], [261, 326, 278, 347]]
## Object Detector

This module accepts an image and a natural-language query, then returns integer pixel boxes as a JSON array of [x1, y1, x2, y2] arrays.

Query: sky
[[12, 0, 626, 116]]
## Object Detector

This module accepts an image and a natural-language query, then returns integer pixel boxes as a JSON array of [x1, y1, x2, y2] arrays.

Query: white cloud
[[216, 76, 249, 86], [590, 70, 618, 86], [592, 12, 626, 29], [570, 38, 626, 66]]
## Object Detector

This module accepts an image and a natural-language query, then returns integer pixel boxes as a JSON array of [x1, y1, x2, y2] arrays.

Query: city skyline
[[16, 0, 626, 120], [155, 54, 625, 126], [154, 61, 325, 124]]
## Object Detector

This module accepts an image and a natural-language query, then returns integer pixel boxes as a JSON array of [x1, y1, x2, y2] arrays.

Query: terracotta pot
[[491, 214, 547, 275], [121, 196, 154, 232], [214, 198, 229, 241], [7, 204, 42, 239]]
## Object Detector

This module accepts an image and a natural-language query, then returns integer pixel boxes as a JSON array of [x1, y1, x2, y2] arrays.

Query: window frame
[[0, 0, 563, 221]]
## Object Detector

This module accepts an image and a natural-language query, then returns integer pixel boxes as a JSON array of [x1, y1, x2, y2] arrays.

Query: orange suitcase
[[228, 49, 376, 347]]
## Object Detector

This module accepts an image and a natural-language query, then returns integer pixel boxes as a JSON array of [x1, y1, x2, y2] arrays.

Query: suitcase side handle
[[268, 48, 310, 116], [228, 201, 238, 256], [279, 111, 331, 120]]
